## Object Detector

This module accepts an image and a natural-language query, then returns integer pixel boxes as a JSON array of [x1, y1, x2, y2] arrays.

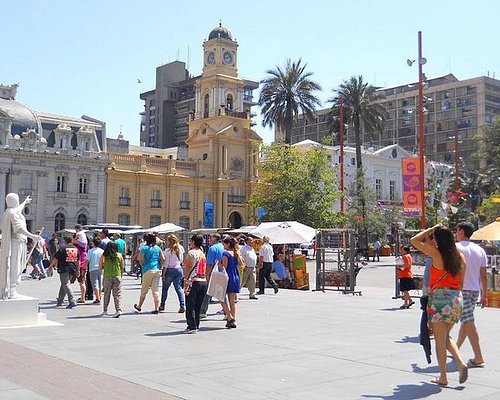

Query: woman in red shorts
[[411, 224, 468, 386]]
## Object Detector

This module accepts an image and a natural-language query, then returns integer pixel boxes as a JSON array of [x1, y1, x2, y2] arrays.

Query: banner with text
[[402, 158, 422, 216]]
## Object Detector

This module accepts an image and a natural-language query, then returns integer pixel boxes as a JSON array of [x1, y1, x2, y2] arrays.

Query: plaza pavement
[[1, 257, 499, 400]]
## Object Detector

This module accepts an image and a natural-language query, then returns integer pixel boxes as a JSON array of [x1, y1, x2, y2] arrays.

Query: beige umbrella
[[471, 217, 500, 241]]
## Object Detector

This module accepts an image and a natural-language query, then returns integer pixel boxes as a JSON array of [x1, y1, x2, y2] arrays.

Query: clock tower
[[187, 24, 262, 228]]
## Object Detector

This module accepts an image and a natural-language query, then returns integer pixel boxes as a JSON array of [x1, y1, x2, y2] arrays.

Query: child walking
[[99, 242, 123, 318]]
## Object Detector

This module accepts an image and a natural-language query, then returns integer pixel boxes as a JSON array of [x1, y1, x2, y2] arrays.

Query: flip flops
[[431, 378, 448, 386], [459, 366, 469, 384], [467, 359, 485, 368]]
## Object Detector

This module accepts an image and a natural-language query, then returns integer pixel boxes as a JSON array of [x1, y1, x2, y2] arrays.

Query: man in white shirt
[[240, 236, 258, 300], [257, 236, 278, 295], [455, 222, 487, 368]]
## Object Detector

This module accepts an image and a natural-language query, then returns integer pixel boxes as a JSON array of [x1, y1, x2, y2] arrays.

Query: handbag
[[394, 256, 404, 266], [183, 260, 198, 296], [207, 262, 228, 302]]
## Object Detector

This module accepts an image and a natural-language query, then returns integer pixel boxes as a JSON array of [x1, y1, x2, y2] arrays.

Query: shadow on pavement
[[395, 336, 420, 344], [361, 381, 443, 399], [411, 362, 458, 374], [145, 327, 226, 337]]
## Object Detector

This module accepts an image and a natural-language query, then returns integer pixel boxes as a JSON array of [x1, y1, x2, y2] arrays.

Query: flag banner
[[402, 158, 422, 216], [203, 201, 214, 228]]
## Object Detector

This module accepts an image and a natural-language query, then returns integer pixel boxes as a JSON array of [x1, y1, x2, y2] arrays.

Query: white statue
[[0, 194, 40, 299]]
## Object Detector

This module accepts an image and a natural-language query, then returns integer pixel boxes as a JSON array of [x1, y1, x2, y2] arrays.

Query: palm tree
[[329, 76, 386, 248], [259, 59, 321, 144], [329, 75, 386, 169]]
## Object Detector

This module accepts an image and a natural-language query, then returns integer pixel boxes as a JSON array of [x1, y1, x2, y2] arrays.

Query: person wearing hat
[[256, 236, 278, 295]]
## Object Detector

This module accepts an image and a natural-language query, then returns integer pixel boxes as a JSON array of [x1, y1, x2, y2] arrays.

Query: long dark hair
[[145, 233, 156, 247], [103, 241, 119, 262], [223, 236, 244, 265], [434, 226, 463, 276]]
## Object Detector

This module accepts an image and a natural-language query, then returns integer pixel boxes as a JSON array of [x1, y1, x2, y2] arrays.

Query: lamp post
[[339, 97, 345, 216], [417, 32, 426, 228]]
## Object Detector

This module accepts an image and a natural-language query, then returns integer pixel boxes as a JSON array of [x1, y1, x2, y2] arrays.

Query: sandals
[[467, 359, 485, 368], [408, 301, 415, 308], [459, 366, 468, 384], [431, 378, 448, 386]]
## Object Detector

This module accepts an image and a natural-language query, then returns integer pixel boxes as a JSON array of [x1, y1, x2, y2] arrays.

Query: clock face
[[206, 51, 215, 65], [223, 51, 233, 65]]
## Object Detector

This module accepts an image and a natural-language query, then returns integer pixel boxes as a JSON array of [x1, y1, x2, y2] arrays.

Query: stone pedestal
[[0, 294, 43, 327]]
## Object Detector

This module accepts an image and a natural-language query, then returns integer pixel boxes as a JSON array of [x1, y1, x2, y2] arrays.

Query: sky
[[1, 0, 499, 145]]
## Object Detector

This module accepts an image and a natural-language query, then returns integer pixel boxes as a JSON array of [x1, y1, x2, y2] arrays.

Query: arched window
[[77, 213, 88, 226], [118, 213, 130, 226], [203, 94, 209, 118], [179, 216, 190, 230], [55, 213, 65, 232], [150, 215, 161, 228], [226, 94, 233, 110]]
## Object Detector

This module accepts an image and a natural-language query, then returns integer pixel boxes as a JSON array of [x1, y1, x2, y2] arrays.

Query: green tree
[[477, 191, 500, 224], [474, 116, 500, 194], [248, 143, 342, 228], [259, 59, 321, 144]]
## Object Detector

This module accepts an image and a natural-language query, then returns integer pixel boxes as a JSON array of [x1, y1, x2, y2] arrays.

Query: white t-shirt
[[76, 230, 88, 246], [259, 243, 274, 263], [241, 244, 257, 268], [456, 240, 487, 291], [163, 245, 184, 269]]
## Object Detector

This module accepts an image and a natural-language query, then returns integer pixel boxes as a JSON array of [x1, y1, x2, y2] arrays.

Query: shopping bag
[[207, 264, 228, 302]]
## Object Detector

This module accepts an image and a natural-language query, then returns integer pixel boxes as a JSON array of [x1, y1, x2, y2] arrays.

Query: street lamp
[[408, 31, 427, 229]]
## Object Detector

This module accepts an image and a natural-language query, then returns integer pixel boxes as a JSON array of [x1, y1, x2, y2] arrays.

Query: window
[[375, 179, 383, 199], [226, 94, 233, 110], [150, 215, 161, 228], [389, 180, 396, 201], [77, 213, 88, 225], [119, 187, 131, 206], [351, 157, 356, 166], [56, 175, 66, 192], [151, 189, 161, 208], [180, 192, 190, 209], [80, 140, 89, 152], [54, 213, 65, 232], [204, 94, 209, 118], [179, 216, 190, 230], [22, 173, 33, 190], [118, 213, 130, 225], [79, 177, 88, 194]]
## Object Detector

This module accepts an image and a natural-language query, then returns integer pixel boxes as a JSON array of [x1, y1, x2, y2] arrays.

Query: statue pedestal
[[0, 294, 43, 327]]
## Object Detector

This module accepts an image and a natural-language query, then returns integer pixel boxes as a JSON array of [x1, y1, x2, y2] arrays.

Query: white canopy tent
[[123, 222, 185, 236], [250, 221, 316, 245], [471, 217, 500, 241]]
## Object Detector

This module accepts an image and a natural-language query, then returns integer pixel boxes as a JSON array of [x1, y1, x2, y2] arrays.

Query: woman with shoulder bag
[[411, 225, 468, 386], [134, 233, 165, 314], [183, 234, 207, 334]]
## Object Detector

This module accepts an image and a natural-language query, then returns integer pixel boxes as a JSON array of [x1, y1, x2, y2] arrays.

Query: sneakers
[[113, 311, 122, 318], [178, 307, 185, 313], [249, 296, 258, 300], [66, 302, 77, 309], [101, 311, 108, 316], [183, 328, 197, 334], [158, 305, 165, 312], [199, 314, 207, 319], [133, 304, 141, 313]]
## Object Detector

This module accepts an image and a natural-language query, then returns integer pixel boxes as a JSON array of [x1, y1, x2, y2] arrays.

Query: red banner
[[402, 159, 422, 216]]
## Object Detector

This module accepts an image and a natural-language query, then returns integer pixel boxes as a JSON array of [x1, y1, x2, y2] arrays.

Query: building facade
[[0, 84, 108, 234], [284, 74, 500, 168], [139, 24, 259, 149], [107, 25, 262, 229]]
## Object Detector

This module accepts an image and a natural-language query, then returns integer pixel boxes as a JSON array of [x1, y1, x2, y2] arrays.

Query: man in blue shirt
[[200, 233, 225, 318]]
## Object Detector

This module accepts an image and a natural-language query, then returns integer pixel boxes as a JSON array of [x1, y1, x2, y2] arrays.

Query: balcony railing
[[151, 199, 162, 208], [180, 200, 191, 209], [227, 195, 246, 204], [119, 197, 131, 206]]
